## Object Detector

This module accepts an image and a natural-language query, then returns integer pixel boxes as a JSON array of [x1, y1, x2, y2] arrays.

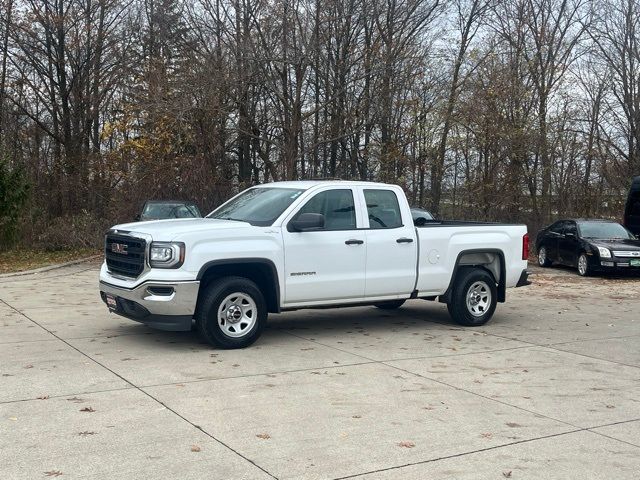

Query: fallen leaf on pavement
[[37, 395, 50, 400], [79, 407, 95, 413], [398, 441, 415, 448], [503, 471, 512, 478], [191, 445, 201, 452], [78, 431, 97, 436], [44, 471, 62, 477], [24, 365, 33, 369], [256, 433, 271, 439]]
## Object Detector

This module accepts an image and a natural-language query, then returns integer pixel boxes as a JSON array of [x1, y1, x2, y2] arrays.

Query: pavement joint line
[[0, 385, 136, 405], [454, 327, 640, 371], [381, 360, 582, 430], [329, 417, 640, 480], [0, 338, 60, 345], [138, 360, 380, 389], [282, 331, 581, 431], [330, 428, 586, 480], [540, 344, 640, 370], [586, 419, 640, 449], [544, 333, 640, 347], [277, 330, 537, 361], [0, 298, 280, 480]]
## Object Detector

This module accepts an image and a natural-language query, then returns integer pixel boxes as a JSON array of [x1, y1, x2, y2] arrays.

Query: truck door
[[282, 187, 367, 305], [359, 187, 418, 298]]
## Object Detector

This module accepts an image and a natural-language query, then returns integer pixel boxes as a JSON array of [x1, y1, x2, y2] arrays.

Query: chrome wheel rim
[[466, 281, 491, 317], [538, 247, 547, 266], [217, 292, 257, 338], [578, 255, 587, 275]]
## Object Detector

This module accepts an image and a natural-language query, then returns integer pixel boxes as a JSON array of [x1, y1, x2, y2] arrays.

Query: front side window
[[290, 189, 356, 230], [208, 187, 304, 226], [364, 189, 402, 229]]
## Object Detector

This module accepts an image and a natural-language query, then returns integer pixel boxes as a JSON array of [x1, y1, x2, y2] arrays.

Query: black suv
[[625, 176, 640, 236]]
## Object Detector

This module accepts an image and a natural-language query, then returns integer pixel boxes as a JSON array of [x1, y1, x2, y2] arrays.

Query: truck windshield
[[207, 187, 304, 226]]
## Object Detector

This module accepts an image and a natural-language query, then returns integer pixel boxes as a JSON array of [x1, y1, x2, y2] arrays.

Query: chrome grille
[[612, 251, 640, 258], [105, 233, 146, 278]]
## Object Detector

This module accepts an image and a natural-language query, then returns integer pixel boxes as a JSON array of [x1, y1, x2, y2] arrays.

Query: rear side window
[[293, 189, 356, 230], [364, 189, 403, 229], [564, 222, 577, 235]]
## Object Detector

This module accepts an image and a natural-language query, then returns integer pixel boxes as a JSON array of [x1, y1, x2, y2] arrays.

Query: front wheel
[[447, 268, 497, 326], [577, 253, 591, 277], [196, 276, 267, 348]]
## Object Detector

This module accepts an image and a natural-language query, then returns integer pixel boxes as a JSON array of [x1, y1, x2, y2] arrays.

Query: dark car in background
[[410, 207, 436, 226], [136, 200, 202, 221], [624, 176, 640, 235], [536, 219, 640, 276]]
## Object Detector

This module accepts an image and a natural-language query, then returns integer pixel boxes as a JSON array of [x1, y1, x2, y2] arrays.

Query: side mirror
[[289, 213, 325, 232], [134, 214, 141, 221], [414, 217, 427, 227]]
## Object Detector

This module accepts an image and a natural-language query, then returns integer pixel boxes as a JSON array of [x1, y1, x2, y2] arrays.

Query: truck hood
[[111, 218, 252, 241]]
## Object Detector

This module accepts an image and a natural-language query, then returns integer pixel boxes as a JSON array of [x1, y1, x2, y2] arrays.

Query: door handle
[[396, 237, 414, 243], [345, 239, 364, 245]]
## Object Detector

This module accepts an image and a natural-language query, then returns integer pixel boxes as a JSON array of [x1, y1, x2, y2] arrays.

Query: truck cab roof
[[258, 180, 396, 190]]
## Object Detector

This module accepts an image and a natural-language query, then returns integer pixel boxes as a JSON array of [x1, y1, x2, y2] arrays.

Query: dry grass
[[0, 248, 100, 274]]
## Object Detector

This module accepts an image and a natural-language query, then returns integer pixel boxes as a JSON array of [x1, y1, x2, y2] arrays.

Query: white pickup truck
[[99, 181, 530, 348]]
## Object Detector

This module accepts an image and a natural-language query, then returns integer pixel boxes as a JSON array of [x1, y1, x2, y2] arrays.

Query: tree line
[[0, 0, 638, 247]]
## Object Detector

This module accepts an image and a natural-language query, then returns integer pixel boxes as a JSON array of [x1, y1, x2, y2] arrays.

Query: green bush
[[0, 157, 29, 247]]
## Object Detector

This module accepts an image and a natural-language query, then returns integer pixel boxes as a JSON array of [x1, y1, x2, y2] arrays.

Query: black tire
[[374, 300, 406, 310], [447, 268, 497, 327], [538, 245, 552, 267], [577, 253, 591, 277], [195, 276, 267, 349]]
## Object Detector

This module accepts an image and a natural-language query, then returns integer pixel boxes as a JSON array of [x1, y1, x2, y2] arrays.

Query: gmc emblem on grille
[[111, 243, 128, 255]]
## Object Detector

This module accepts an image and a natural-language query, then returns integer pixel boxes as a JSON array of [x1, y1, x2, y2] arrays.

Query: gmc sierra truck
[[99, 181, 530, 348]]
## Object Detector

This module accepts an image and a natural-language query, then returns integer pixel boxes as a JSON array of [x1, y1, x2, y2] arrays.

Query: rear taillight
[[522, 233, 529, 260]]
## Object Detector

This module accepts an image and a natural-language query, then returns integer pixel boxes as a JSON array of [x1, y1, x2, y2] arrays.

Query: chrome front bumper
[[99, 279, 200, 331]]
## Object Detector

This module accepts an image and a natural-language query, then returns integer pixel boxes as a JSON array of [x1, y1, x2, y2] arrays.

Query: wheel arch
[[439, 249, 506, 304], [196, 259, 280, 314]]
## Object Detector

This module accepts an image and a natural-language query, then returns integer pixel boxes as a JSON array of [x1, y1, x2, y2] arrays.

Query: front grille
[[105, 233, 146, 278], [612, 251, 640, 258]]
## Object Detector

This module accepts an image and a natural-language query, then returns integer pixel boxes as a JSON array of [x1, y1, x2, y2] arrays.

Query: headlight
[[597, 246, 611, 258], [149, 242, 185, 268]]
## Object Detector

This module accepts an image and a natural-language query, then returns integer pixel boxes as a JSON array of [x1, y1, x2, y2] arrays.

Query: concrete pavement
[[1, 262, 639, 479]]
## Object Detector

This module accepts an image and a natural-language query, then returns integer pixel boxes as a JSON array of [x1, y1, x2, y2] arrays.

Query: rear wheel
[[538, 246, 552, 267], [196, 276, 267, 348], [374, 300, 406, 310], [447, 268, 497, 327], [577, 253, 591, 277]]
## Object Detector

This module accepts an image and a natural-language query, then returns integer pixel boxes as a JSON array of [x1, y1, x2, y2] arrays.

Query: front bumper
[[99, 279, 199, 331], [594, 259, 640, 272]]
